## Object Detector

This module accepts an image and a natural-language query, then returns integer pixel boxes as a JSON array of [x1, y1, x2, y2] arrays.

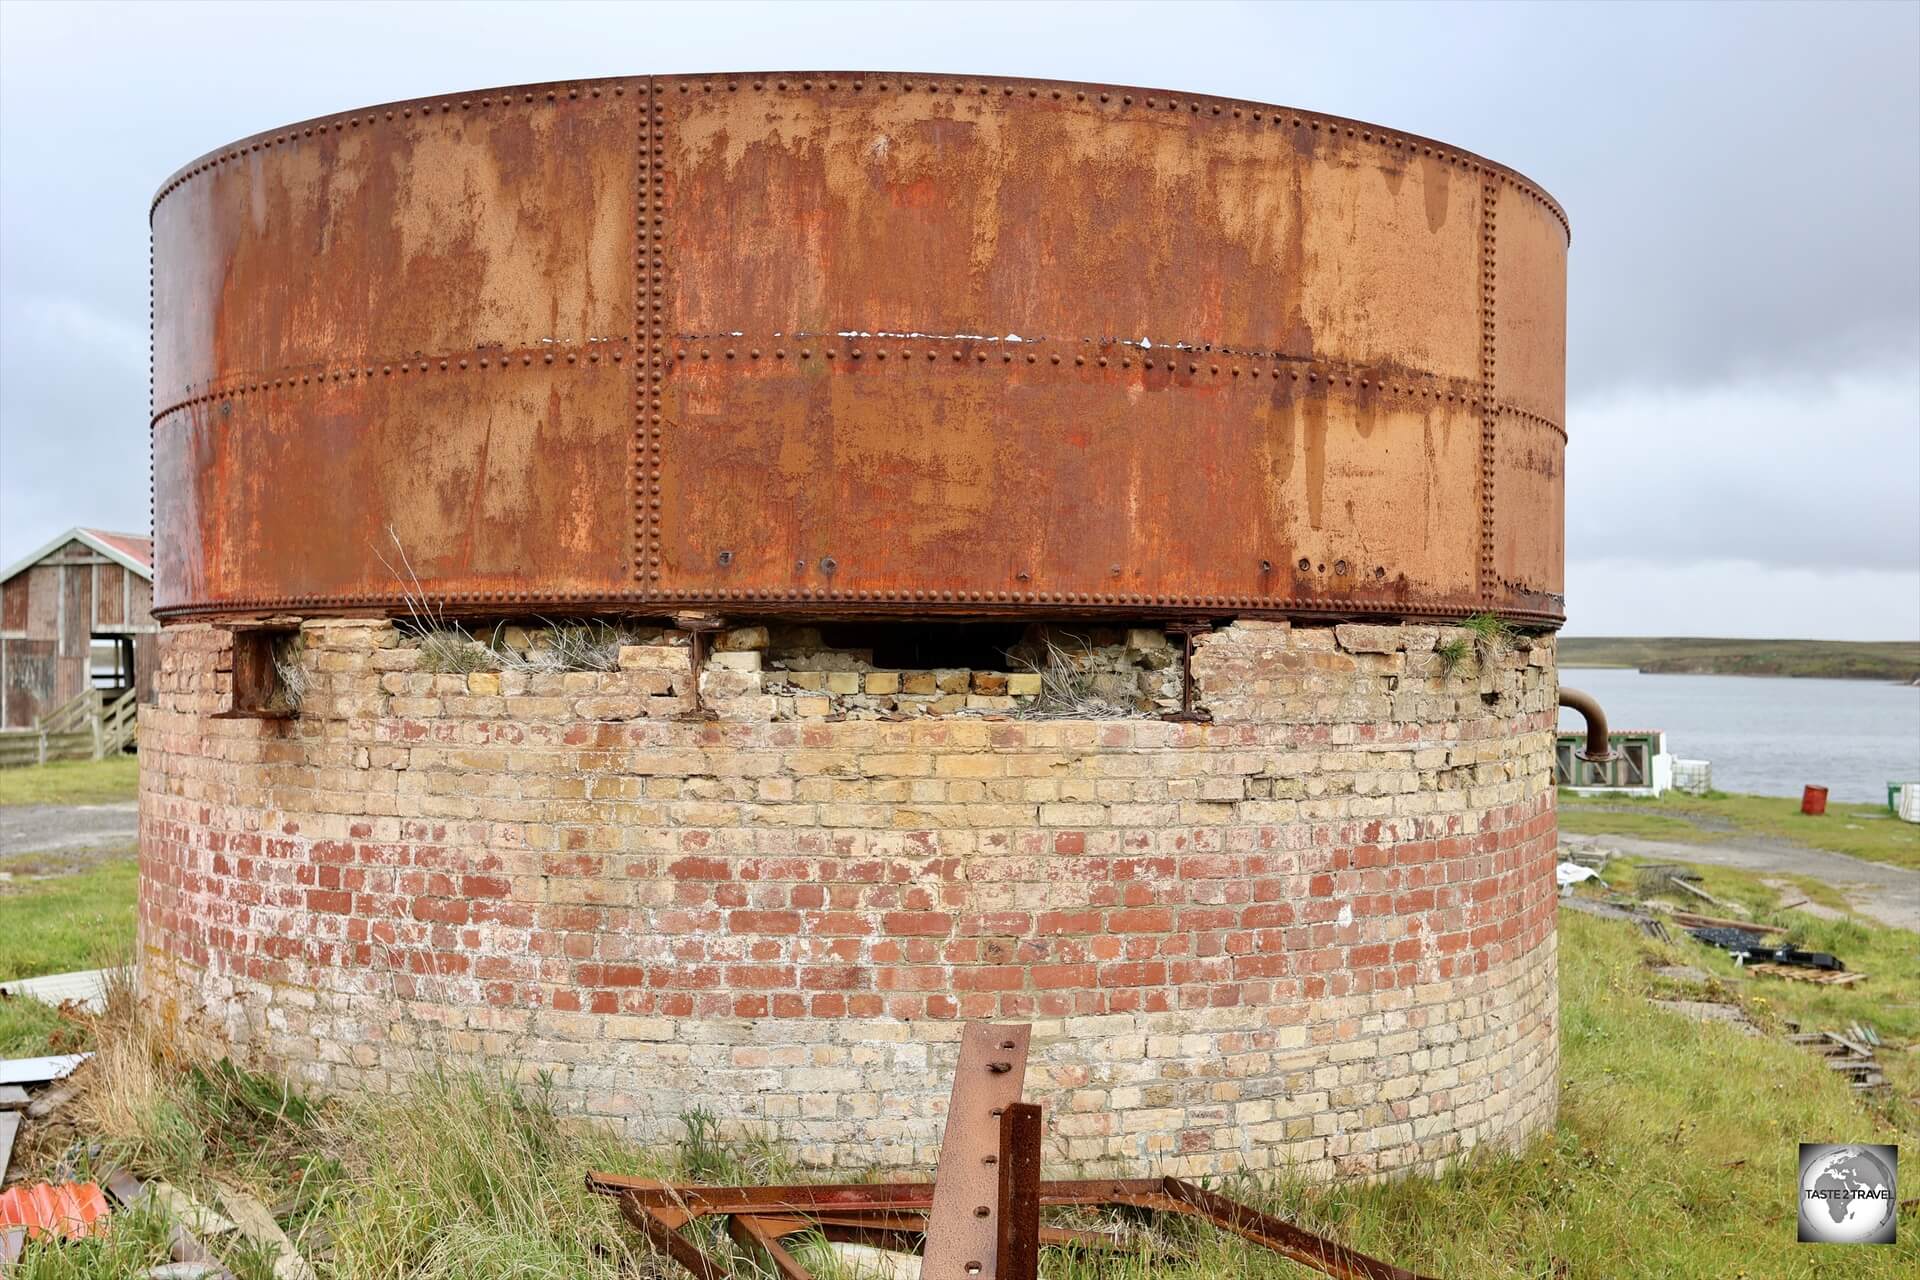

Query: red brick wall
[[139, 618, 1559, 1178]]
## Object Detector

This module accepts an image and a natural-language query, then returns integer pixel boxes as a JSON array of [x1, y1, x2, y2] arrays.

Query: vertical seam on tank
[[1479, 176, 1498, 601], [149, 219, 156, 599], [650, 78, 669, 599], [634, 76, 655, 593]]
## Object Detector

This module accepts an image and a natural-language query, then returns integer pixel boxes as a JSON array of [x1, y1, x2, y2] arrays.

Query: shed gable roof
[[0, 527, 155, 587]]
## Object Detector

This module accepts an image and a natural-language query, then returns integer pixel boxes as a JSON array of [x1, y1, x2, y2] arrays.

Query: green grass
[[1559, 636, 1920, 682], [1559, 788, 1920, 870], [0, 755, 139, 806], [0, 856, 138, 981], [0, 992, 72, 1057]]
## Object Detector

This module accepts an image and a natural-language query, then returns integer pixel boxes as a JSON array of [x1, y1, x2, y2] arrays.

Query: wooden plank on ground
[[0, 1112, 17, 1184], [27, 1079, 82, 1119], [1747, 963, 1865, 986], [215, 1184, 316, 1280]]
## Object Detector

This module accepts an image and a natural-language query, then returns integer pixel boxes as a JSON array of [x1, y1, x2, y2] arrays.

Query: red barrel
[[1801, 786, 1829, 816]]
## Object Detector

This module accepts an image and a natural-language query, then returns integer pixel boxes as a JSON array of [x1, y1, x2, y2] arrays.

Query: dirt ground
[[1561, 830, 1920, 932], [0, 802, 137, 867]]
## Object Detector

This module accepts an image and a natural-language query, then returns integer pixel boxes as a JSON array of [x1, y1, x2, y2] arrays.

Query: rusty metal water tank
[[150, 74, 1567, 626]]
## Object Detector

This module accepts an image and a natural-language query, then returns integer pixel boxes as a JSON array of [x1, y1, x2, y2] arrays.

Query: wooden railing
[[100, 688, 138, 757], [0, 687, 139, 768]]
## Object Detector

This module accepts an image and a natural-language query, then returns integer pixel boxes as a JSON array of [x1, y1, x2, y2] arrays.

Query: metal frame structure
[[588, 1022, 1433, 1280]]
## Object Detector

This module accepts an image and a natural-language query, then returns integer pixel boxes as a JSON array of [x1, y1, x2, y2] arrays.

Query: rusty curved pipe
[[1558, 686, 1616, 764]]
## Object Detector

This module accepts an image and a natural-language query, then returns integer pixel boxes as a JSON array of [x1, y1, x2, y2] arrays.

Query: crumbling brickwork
[[139, 618, 1559, 1178]]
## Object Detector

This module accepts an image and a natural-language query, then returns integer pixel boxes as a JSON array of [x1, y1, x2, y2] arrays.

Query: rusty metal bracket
[[674, 612, 722, 721], [924, 1023, 1032, 1279], [994, 1103, 1042, 1280], [1160, 621, 1214, 724]]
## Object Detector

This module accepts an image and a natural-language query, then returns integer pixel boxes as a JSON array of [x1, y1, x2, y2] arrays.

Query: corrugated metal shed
[[0, 528, 158, 728]]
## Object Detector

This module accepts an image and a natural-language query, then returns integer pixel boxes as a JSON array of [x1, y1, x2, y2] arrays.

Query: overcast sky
[[2, 0, 1915, 638]]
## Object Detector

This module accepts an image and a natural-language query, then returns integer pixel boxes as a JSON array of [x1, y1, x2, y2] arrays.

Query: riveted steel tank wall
[[150, 73, 1568, 626]]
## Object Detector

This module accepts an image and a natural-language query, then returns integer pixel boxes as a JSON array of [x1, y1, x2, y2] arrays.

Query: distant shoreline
[[1557, 637, 1920, 684]]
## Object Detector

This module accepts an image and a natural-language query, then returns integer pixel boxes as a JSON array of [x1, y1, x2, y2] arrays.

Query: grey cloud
[[2, 0, 1915, 636]]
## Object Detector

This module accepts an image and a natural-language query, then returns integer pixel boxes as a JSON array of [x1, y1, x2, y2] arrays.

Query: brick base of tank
[[138, 618, 1560, 1179]]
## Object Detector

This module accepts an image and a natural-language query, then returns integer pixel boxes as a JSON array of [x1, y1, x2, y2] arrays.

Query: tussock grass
[[378, 526, 643, 677], [270, 633, 309, 713], [317, 1070, 647, 1280], [1009, 634, 1137, 719]]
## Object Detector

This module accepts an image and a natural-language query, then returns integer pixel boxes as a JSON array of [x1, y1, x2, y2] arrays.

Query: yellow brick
[[467, 672, 501, 695], [826, 672, 861, 695], [865, 671, 900, 695], [1007, 673, 1042, 696]]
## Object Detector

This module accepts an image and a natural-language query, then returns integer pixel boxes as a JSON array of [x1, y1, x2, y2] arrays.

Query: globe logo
[[1797, 1143, 1897, 1245]]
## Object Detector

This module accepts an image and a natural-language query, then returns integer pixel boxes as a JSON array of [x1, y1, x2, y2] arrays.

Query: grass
[[0, 755, 139, 807], [1558, 636, 1920, 682], [1560, 787, 1920, 870], [0, 855, 138, 982]]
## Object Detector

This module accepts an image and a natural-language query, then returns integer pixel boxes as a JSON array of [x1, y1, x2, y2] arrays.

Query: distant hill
[[1558, 637, 1920, 683]]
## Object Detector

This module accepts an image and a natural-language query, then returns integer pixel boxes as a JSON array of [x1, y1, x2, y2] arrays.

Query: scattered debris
[[1556, 861, 1601, 890], [1687, 928, 1851, 976], [1651, 1000, 1762, 1035], [0, 969, 109, 1013], [1558, 897, 1639, 923], [1668, 911, 1786, 936], [106, 1170, 239, 1280], [0, 1054, 88, 1087], [0, 1181, 110, 1244], [1561, 844, 1612, 872], [822, 1241, 922, 1278], [1787, 1027, 1887, 1091], [1747, 963, 1866, 987], [0, 1112, 15, 1184], [215, 1184, 316, 1280], [1686, 926, 1771, 956], [591, 1021, 1435, 1280], [26, 1078, 83, 1120], [1638, 865, 1744, 914], [150, 1183, 237, 1239], [1637, 918, 1674, 944]]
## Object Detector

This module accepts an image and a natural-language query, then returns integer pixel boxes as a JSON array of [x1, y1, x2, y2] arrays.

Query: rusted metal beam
[[586, 1173, 1170, 1215], [675, 613, 722, 720], [1160, 621, 1215, 723], [729, 1214, 816, 1280], [923, 1023, 1032, 1279], [1159, 1177, 1434, 1280], [994, 1103, 1042, 1280], [589, 1173, 1435, 1280]]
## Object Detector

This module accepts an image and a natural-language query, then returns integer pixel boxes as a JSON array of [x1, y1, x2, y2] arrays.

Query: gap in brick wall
[[739, 620, 1187, 719], [815, 620, 1025, 669]]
